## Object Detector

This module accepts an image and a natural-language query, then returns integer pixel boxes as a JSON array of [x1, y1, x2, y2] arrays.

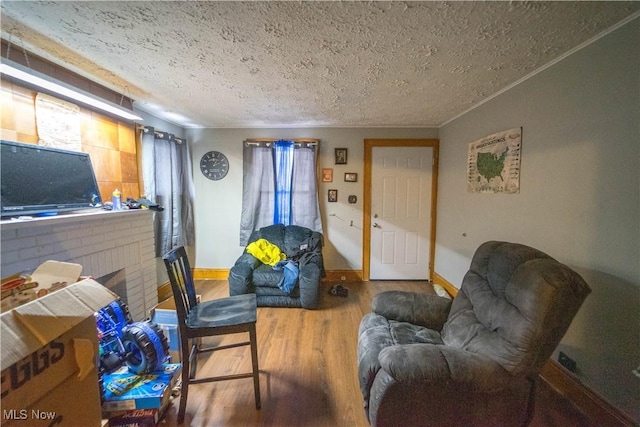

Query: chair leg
[[249, 324, 261, 410], [189, 340, 198, 379], [178, 338, 197, 424], [177, 349, 190, 424]]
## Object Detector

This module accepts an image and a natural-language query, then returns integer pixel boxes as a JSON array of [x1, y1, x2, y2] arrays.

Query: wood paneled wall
[[1, 80, 140, 203]]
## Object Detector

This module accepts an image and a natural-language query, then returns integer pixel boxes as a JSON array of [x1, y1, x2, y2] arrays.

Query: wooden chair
[[163, 246, 261, 424]]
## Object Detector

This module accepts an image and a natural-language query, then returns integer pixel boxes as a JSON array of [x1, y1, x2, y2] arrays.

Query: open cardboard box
[[1, 278, 117, 426], [2, 261, 83, 312]]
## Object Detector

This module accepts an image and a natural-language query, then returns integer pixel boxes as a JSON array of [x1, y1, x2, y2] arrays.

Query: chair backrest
[[249, 223, 323, 256], [442, 241, 591, 377], [163, 246, 198, 325]]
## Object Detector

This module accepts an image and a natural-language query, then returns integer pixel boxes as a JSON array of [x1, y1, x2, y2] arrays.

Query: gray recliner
[[229, 224, 324, 309], [357, 241, 591, 427]]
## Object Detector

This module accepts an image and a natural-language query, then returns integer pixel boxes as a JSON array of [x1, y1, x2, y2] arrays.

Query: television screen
[[1, 140, 102, 218]]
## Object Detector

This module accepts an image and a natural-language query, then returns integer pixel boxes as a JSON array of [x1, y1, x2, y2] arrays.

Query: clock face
[[200, 151, 229, 181]]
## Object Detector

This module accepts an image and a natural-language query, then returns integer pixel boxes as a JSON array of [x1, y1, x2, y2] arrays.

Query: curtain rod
[[138, 125, 185, 144], [244, 138, 319, 148]]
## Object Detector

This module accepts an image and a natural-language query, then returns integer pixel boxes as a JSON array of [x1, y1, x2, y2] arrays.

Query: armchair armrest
[[228, 254, 261, 296], [234, 252, 263, 269], [372, 291, 452, 331], [298, 261, 321, 309]]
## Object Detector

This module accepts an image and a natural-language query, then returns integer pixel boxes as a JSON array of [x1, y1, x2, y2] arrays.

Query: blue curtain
[[273, 140, 295, 225]]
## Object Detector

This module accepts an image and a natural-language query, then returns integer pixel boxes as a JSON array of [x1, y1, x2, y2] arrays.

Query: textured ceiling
[[2, 1, 639, 128]]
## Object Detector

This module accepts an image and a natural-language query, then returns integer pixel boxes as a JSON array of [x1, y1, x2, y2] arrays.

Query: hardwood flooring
[[158, 280, 596, 427]]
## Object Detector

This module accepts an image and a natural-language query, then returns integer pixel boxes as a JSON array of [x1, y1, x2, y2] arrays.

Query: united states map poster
[[467, 128, 521, 193]]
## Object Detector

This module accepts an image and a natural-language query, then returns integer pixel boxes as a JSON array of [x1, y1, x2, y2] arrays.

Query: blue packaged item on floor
[[101, 363, 181, 414]]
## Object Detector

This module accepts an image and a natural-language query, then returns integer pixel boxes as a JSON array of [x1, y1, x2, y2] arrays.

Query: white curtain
[[141, 130, 195, 257], [240, 140, 322, 246]]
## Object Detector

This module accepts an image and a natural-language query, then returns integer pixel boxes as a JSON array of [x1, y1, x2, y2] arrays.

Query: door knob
[[373, 223, 380, 228]]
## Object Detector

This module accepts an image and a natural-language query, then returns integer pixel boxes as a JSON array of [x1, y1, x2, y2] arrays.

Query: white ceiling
[[2, 1, 639, 128]]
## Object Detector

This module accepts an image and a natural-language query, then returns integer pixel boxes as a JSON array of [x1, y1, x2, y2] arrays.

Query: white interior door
[[370, 146, 432, 280]]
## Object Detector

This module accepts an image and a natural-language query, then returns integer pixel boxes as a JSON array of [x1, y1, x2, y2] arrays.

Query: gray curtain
[[240, 141, 322, 246], [291, 146, 322, 232], [141, 131, 195, 257]]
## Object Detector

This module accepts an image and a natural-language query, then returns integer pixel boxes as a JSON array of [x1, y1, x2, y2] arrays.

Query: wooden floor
[[159, 280, 596, 427]]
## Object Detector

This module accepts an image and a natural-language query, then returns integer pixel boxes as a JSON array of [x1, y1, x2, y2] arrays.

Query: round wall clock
[[200, 151, 229, 181]]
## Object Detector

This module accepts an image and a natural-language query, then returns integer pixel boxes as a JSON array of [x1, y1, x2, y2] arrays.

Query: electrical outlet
[[340, 276, 346, 281], [558, 351, 577, 373]]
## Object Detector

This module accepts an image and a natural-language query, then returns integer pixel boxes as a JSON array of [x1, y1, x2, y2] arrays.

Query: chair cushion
[[252, 264, 288, 287], [359, 312, 444, 347], [257, 224, 286, 251], [249, 264, 300, 297], [187, 294, 257, 328], [371, 291, 452, 331], [283, 225, 316, 255], [357, 312, 443, 407]]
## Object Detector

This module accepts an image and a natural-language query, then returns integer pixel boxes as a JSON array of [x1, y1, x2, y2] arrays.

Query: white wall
[[436, 19, 639, 420], [185, 127, 437, 271], [134, 109, 186, 139]]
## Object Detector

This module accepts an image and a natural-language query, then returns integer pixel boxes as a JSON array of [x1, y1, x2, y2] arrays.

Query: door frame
[[362, 139, 439, 281]]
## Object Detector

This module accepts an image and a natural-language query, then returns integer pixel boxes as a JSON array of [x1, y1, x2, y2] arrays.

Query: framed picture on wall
[[335, 148, 347, 165], [344, 172, 357, 182], [328, 189, 338, 202], [322, 168, 333, 182]]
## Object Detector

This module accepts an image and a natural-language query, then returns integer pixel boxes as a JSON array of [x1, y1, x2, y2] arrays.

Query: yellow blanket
[[246, 238, 286, 266]]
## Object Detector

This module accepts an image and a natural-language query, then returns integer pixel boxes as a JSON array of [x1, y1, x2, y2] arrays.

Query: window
[[239, 139, 322, 245]]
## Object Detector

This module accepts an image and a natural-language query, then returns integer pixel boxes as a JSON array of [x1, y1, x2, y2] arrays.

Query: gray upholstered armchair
[[229, 224, 324, 309], [357, 241, 591, 427]]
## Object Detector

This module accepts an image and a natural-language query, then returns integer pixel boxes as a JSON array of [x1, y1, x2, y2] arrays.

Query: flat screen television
[[1, 140, 102, 218]]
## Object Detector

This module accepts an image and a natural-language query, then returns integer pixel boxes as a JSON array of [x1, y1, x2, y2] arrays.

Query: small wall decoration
[[467, 127, 522, 194], [322, 168, 333, 182], [348, 195, 357, 204], [335, 148, 348, 165], [328, 189, 338, 202], [344, 172, 357, 182]]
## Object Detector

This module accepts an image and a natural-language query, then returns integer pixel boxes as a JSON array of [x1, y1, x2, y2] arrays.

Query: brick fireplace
[[1, 209, 157, 320]]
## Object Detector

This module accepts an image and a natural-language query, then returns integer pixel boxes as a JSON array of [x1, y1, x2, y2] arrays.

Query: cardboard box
[[1, 279, 117, 426], [101, 363, 181, 416]]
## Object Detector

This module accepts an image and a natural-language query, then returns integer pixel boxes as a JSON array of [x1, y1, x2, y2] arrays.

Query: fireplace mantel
[[1, 209, 157, 320]]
